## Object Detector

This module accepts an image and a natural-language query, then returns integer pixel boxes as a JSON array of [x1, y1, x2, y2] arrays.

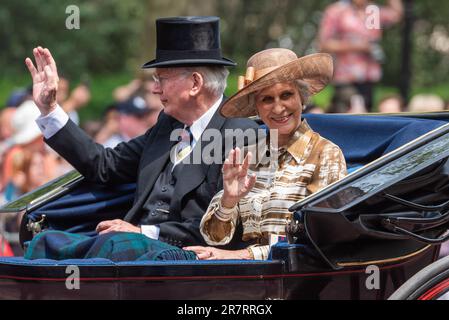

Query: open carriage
[[1, 112, 449, 300]]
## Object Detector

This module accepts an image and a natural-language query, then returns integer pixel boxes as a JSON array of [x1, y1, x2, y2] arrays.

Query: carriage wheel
[[389, 255, 449, 300]]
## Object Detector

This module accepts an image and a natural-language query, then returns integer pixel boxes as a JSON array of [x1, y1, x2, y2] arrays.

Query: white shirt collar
[[188, 96, 223, 142]]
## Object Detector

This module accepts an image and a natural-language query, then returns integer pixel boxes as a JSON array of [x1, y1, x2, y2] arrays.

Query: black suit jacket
[[46, 103, 260, 248]]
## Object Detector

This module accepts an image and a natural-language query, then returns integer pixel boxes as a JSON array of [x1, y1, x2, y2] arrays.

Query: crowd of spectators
[[303, 90, 448, 115]]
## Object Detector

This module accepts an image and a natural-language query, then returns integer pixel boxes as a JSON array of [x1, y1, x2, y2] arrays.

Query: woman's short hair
[[294, 80, 310, 105]]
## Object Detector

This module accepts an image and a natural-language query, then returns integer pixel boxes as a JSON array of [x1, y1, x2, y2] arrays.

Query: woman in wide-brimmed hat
[[185, 48, 347, 260]]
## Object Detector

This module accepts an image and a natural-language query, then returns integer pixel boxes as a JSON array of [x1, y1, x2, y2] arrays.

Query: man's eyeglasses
[[152, 72, 190, 86]]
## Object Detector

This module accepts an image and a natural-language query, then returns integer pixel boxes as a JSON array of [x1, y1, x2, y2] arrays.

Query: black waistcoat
[[138, 159, 183, 226]]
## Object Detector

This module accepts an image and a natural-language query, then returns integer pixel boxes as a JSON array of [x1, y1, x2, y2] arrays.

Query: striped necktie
[[175, 126, 193, 163]]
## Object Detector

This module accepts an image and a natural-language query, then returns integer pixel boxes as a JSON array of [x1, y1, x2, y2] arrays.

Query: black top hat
[[142, 16, 236, 68]]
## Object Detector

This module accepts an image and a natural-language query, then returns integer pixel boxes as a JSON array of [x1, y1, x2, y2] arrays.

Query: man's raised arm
[[25, 47, 60, 116]]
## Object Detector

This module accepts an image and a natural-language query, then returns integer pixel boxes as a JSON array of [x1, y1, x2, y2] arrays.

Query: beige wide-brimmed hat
[[220, 48, 333, 118]]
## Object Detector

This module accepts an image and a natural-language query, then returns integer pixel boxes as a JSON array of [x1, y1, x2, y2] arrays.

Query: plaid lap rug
[[24, 231, 197, 262]]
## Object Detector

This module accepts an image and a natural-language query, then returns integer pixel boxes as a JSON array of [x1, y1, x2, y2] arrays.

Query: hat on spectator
[[11, 100, 42, 145], [117, 96, 151, 117], [6, 87, 32, 107], [142, 16, 236, 68], [408, 94, 445, 113]]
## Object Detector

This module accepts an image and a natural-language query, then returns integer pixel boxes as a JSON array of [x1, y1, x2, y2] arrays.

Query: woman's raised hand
[[25, 47, 59, 115], [221, 148, 257, 209]]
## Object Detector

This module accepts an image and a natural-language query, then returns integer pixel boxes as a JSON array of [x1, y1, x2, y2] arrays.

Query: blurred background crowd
[[0, 72, 164, 205], [1, 0, 449, 255], [0, 72, 163, 254]]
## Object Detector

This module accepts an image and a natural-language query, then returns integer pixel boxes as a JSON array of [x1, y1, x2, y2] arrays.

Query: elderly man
[[24, 17, 259, 261]]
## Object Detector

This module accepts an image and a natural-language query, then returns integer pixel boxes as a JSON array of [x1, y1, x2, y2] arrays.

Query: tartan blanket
[[24, 231, 197, 262]]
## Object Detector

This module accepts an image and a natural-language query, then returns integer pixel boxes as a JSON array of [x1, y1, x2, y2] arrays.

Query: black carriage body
[[0, 246, 438, 300], [1, 113, 449, 300]]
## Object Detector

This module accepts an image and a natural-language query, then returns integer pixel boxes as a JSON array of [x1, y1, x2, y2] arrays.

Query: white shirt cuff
[[35, 105, 70, 139], [141, 225, 160, 240]]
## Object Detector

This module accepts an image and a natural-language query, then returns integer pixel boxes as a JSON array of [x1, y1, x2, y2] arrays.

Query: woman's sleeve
[[308, 142, 347, 194], [320, 143, 347, 186], [200, 190, 240, 246], [248, 245, 270, 261]]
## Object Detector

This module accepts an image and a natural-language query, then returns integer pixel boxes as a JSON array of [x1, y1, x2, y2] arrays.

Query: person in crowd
[[93, 104, 122, 148], [3, 149, 48, 202], [5, 86, 32, 108], [327, 85, 366, 114], [96, 83, 175, 149], [0, 98, 71, 204], [184, 48, 347, 260], [42, 144, 74, 182], [0, 107, 17, 169], [23, 16, 260, 262], [113, 71, 163, 124], [408, 94, 445, 113], [303, 102, 324, 114], [81, 120, 103, 139], [377, 94, 405, 113], [1, 100, 45, 190], [94, 96, 161, 148], [117, 95, 163, 141], [1, 98, 67, 192], [0, 235, 14, 257], [318, 0, 403, 112], [0, 107, 16, 141], [113, 72, 159, 103], [57, 74, 91, 125], [0, 107, 18, 191]]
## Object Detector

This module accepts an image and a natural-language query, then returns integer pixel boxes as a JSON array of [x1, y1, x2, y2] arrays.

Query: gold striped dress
[[200, 120, 347, 260]]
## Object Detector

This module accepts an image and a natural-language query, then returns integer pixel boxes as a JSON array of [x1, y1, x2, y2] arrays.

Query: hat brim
[[12, 127, 42, 145], [142, 57, 236, 69], [220, 53, 333, 118]]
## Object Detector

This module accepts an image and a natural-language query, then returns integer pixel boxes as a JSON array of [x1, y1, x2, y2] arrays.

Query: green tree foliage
[[217, 0, 328, 69], [2, 0, 449, 111], [382, 0, 449, 89], [410, 0, 449, 88], [215, 0, 449, 98], [0, 0, 147, 79], [3, 0, 448, 88]]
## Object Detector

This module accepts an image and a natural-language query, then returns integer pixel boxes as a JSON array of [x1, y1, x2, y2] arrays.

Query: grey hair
[[294, 80, 310, 106], [182, 66, 230, 98]]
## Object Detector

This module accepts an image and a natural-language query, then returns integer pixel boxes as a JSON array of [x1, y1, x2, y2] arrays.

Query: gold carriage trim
[[336, 245, 432, 268]]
